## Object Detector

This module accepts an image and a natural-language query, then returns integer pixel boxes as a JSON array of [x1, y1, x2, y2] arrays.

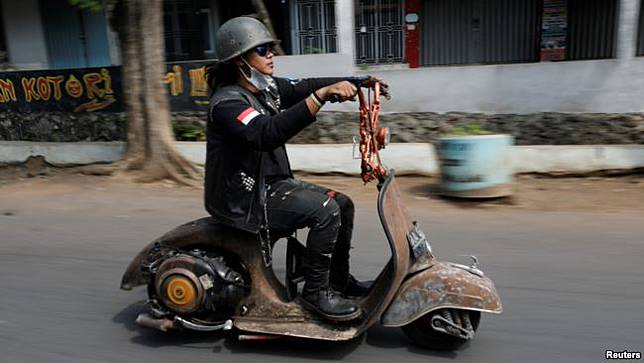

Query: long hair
[[205, 61, 240, 94]]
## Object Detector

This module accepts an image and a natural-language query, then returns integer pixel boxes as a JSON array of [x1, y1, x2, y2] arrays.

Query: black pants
[[266, 178, 355, 293]]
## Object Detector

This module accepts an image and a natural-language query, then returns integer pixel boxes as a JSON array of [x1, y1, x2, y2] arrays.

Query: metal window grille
[[164, 0, 202, 61], [355, 0, 405, 64], [637, 0, 644, 56], [199, 8, 215, 55], [290, 0, 337, 54], [567, 0, 618, 60]]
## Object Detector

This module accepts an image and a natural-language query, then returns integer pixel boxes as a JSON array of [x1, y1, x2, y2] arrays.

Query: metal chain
[[261, 185, 272, 267]]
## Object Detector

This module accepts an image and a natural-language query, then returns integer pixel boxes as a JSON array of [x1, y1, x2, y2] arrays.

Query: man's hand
[[318, 81, 358, 102]]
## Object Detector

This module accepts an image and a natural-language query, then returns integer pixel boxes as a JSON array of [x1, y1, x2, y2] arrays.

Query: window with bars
[[290, 0, 337, 54], [163, 0, 204, 61], [355, 0, 405, 64]]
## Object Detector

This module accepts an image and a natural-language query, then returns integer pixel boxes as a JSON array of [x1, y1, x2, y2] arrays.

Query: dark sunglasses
[[254, 45, 272, 57]]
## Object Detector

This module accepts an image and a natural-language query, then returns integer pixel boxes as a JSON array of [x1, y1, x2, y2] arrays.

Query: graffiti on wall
[[0, 67, 120, 112], [0, 60, 214, 113], [163, 61, 211, 110]]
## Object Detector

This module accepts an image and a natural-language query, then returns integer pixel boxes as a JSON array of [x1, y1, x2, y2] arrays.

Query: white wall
[[4, 142, 643, 175], [617, 0, 641, 59], [1, 0, 48, 70], [274, 54, 644, 114], [274, 53, 354, 78]]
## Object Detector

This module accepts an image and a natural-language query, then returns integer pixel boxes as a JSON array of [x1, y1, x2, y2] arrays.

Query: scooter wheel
[[401, 310, 480, 350]]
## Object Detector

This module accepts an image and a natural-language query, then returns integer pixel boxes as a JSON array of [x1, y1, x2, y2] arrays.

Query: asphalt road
[[1, 176, 642, 363]]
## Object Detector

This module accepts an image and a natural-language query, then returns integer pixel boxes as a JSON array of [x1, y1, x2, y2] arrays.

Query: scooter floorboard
[[234, 317, 360, 341]]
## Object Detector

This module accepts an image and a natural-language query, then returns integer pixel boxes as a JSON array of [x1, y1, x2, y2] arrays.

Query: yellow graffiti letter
[[83, 73, 103, 99], [100, 68, 113, 94], [21, 77, 40, 102], [163, 65, 184, 96], [47, 76, 65, 100], [37, 77, 51, 101], [0, 79, 17, 102], [65, 75, 84, 98], [188, 66, 208, 97]]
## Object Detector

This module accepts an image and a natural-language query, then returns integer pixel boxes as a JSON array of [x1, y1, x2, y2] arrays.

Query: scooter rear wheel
[[401, 309, 481, 350]]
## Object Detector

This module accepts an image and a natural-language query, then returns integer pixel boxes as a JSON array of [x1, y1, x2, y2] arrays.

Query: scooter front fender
[[381, 261, 502, 327]]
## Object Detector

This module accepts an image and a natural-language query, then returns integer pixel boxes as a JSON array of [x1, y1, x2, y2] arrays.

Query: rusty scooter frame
[[120, 83, 502, 349]]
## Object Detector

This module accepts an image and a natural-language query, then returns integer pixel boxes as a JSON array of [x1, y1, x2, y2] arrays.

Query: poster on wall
[[0, 60, 215, 113], [541, 0, 567, 61]]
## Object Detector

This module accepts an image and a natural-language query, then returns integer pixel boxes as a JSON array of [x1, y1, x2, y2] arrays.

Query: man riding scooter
[[204, 16, 389, 321], [121, 18, 503, 344]]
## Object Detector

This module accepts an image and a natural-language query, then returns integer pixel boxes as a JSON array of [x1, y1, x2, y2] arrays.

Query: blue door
[[41, 0, 111, 69]]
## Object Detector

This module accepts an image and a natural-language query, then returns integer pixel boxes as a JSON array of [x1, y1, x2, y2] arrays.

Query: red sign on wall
[[405, 0, 421, 68]]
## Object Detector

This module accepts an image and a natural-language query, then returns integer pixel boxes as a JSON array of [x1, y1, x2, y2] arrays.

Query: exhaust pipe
[[136, 313, 175, 332], [136, 313, 233, 332]]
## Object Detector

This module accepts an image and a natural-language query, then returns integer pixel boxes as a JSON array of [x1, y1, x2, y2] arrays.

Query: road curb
[[1, 141, 643, 175]]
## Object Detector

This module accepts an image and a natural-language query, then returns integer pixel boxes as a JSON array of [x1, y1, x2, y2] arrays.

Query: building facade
[[1, 0, 643, 113]]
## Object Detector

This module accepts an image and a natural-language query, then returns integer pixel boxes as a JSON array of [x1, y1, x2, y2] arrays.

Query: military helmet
[[216, 16, 277, 62]]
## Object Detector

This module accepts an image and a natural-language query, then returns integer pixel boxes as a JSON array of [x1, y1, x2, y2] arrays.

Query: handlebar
[[328, 95, 341, 103], [327, 76, 370, 104]]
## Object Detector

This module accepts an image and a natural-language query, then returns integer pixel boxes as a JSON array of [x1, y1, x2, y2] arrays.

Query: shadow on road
[[365, 325, 465, 359], [407, 183, 516, 207], [223, 335, 362, 360]]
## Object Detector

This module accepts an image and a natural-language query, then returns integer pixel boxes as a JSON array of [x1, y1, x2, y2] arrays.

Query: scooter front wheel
[[401, 309, 481, 350]]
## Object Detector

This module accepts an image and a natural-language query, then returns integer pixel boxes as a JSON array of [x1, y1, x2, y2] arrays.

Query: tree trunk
[[109, 0, 201, 186], [251, 0, 285, 55], [119, 0, 144, 168]]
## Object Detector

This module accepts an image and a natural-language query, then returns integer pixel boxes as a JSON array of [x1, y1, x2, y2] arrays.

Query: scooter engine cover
[[155, 256, 210, 314], [150, 250, 247, 317]]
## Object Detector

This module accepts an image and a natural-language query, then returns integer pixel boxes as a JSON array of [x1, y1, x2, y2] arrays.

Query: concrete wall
[[274, 51, 644, 115], [617, 0, 641, 59], [3, 141, 643, 175], [274, 53, 354, 78], [1, 0, 48, 70], [335, 0, 356, 60]]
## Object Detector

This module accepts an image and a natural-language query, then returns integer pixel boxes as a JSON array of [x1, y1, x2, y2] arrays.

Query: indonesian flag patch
[[237, 107, 260, 125]]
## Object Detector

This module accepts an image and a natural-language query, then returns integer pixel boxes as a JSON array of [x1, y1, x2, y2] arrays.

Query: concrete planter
[[437, 134, 514, 198]]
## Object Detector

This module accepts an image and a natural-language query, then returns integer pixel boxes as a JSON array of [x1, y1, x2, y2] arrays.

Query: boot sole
[[298, 297, 362, 322]]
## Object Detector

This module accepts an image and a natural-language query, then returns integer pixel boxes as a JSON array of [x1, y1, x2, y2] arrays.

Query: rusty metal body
[[381, 261, 502, 327], [121, 171, 502, 341]]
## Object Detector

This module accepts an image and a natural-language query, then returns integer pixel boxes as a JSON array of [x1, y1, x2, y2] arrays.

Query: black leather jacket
[[205, 77, 345, 233]]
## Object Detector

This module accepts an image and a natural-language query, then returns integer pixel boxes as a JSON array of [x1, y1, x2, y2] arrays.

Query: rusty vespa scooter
[[120, 83, 502, 350]]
